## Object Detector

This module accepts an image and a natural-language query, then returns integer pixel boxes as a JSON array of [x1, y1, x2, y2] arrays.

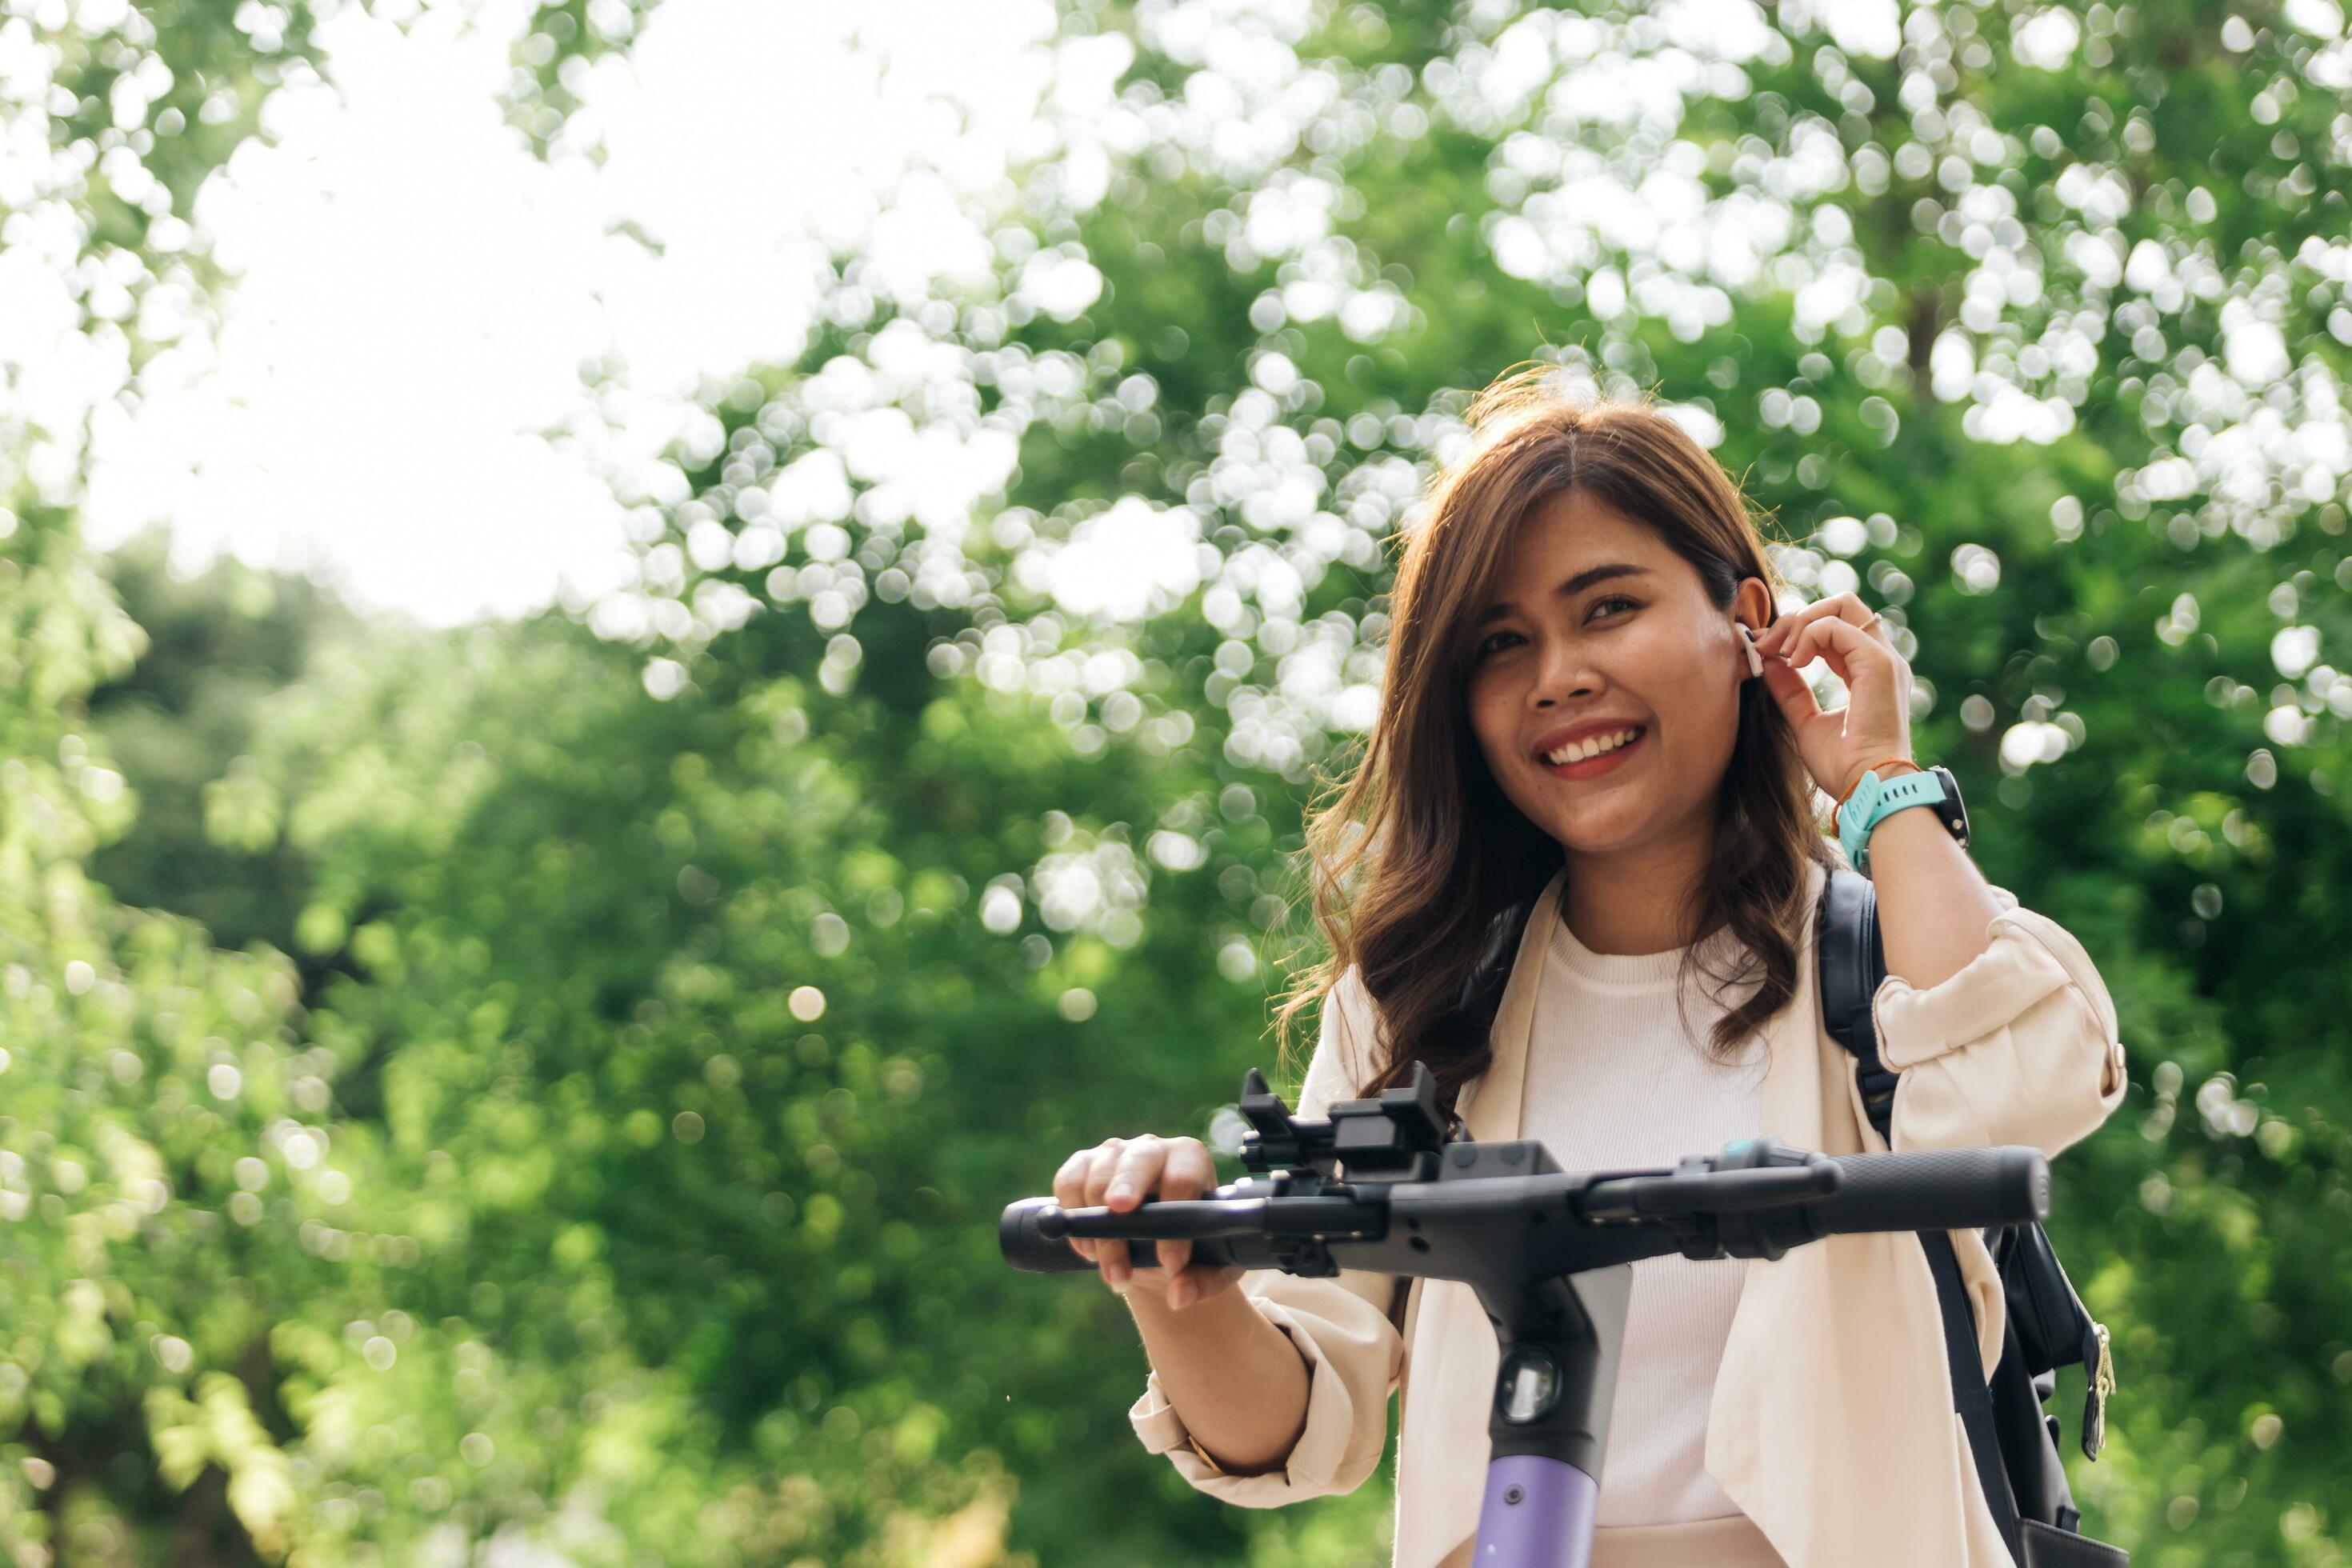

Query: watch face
[[1933, 764, 1970, 844]]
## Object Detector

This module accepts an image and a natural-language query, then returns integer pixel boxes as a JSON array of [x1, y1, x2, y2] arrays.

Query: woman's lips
[[1538, 726, 1646, 779]]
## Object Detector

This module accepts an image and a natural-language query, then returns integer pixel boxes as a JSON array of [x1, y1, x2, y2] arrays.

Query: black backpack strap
[[1816, 866, 1901, 1134], [1451, 894, 1541, 1038], [1430, 894, 1542, 1128], [1818, 868, 2030, 1564]]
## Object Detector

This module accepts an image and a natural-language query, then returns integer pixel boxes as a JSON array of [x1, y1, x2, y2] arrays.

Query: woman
[[1055, 369, 2129, 1567]]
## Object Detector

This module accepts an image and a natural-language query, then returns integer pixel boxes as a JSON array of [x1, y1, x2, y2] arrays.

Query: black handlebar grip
[[1001, 1198, 1259, 1276], [1811, 1146, 2049, 1235], [1000, 1198, 1170, 1273]]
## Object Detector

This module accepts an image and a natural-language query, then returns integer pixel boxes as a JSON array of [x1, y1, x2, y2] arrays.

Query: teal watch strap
[[1840, 768, 1945, 874]]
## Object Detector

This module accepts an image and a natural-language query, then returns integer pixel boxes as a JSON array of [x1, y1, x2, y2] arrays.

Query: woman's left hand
[[1752, 593, 1916, 801]]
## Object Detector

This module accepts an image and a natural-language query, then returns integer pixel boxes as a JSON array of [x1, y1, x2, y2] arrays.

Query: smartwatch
[[1838, 763, 1969, 876]]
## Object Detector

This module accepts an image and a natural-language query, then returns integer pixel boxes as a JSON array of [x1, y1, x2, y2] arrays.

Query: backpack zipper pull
[[2086, 1320, 2115, 1457]]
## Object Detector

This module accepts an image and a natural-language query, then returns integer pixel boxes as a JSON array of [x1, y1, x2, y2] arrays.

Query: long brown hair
[[1271, 366, 1838, 1113]]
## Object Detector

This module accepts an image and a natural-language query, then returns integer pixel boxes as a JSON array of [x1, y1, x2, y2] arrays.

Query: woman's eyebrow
[[1476, 563, 1652, 626]]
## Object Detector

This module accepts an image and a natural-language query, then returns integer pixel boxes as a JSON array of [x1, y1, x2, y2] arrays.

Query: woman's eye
[[1467, 606, 1637, 658]]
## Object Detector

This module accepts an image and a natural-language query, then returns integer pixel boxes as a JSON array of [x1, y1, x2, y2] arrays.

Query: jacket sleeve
[[1872, 885, 2130, 1160], [1126, 962, 1408, 1504]]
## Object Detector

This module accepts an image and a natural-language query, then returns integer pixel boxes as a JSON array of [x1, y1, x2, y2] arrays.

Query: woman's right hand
[[1053, 1134, 1248, 1311]]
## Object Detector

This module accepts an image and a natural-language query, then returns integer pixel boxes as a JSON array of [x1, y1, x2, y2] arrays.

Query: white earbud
[[1737, 622, 1764, 679]]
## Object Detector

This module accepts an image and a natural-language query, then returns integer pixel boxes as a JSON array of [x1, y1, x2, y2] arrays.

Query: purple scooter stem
[[1474, 1454, 1598, 1567]]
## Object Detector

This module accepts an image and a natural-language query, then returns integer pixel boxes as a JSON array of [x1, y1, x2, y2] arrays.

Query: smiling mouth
[[1538, 726, 1647, 773]]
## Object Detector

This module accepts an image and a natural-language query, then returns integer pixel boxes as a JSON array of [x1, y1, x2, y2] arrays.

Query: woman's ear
[[1732, 578, 1775, 679]]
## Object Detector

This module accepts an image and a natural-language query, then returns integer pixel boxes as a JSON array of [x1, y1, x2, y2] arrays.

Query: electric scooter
[[1001, 1061, 2053, 1568]]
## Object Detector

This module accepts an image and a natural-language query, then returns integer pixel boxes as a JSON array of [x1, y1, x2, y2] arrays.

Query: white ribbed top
[[1519, 906, 1771, 1529]]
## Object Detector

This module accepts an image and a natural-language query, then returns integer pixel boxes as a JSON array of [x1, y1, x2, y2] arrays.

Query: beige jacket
[[1130, 858, 2130, 1568]]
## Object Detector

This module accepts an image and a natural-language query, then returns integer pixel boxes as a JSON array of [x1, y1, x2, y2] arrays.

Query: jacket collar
[[1456, 860, 1830, 1153]]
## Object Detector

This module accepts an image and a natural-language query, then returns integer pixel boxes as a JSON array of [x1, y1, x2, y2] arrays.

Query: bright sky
[[47, 0, 1922, 630], [41, 0, 2329, 647], [74, 0, 1063, 624]]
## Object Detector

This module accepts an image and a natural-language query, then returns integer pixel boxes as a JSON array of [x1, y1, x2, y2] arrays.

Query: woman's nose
[[1534, 641, 1598, 699]]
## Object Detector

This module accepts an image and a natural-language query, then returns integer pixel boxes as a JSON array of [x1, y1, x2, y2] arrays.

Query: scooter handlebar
[[998, 1144, 2050, 1277]]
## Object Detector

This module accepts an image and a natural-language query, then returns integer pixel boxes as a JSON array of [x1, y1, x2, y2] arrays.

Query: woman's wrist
[[1130, 1282, 1310, 1478], [1831, 755, 1922, 834]]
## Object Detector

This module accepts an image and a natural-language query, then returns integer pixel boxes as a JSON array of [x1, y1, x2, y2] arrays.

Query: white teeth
[[1546, 727, 1641, 765]]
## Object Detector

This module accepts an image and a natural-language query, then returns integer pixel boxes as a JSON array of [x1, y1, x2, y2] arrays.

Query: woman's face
[[1464, 490, 1772, 860]]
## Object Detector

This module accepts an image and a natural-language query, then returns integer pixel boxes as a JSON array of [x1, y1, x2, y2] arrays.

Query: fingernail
[[1106, 1182, 1131, 1202]]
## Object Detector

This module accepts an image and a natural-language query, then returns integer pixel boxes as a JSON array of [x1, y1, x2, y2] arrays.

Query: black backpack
[[1816, 866, 2127, 1567], [1447, 867, 2129, 1566]]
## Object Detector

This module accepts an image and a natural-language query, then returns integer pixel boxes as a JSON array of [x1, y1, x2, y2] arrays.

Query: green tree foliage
[[7, 0, 2352, 1564], [86, 534, 352, 958], [0, 500, 323, 1565]]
